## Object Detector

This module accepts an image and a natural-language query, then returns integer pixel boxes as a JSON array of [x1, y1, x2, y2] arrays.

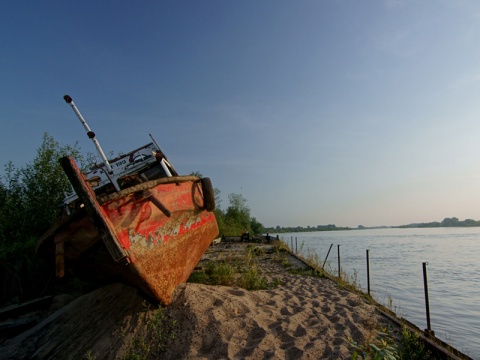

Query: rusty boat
[[36, 95, 219, 305]]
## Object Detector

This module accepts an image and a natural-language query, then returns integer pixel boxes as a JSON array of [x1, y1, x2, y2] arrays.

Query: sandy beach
[[161, 243, 394, 359], [1, 242, 397, 359]]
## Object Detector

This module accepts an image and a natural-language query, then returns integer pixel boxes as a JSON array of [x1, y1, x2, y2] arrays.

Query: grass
[[239, 264, 268, 290], [187, 243, 276, 290], [206, 261, 236, 286], [350, 329, 398, 360], [122, 307, 177, 360], [397, 327, 434, 359], [287, 266, 327, 279], [350, 326, 435, 360], [188, 261, 236, 286]]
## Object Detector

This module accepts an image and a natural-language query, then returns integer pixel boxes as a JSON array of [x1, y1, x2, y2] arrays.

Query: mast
[[63, 95, 114, 175]]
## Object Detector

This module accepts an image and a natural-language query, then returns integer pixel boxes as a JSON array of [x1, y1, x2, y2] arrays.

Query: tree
[[441, 217, 459, 227], [250, 217, 265, 235], [0, 133, 83, 305], [463, 219, 477, 226], [214, 193, 261, 236], [189, 171, 203, 177], [25, 134, 84, 237], [224, 193, 251, 234], [0, 133, 83, 252], [213, 187, 222, 211]]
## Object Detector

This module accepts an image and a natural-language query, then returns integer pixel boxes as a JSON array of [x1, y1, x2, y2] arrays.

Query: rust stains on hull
[[38, 156, 219, 306]]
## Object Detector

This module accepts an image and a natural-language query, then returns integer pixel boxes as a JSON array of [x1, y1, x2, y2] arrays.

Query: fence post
[[366, 249, 370, 296], [295, 237, 298, 254], [290, 236, 293, 251], [322, 243, 333, 270], [337, 245, 341, 279], [423, 262, 435, 337]]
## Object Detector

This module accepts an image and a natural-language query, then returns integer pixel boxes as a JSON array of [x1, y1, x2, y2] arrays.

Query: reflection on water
[[275, 228, 480, 358]]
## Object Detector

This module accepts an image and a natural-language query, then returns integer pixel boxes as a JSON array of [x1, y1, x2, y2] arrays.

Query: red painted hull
[[101, 181, 218, 304], [37, 157, 218, 305]]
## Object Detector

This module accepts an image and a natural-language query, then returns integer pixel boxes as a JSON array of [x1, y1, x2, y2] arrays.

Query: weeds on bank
[[276, 245, 328, 279], [287, 267, 327, 279], [122, 308, 177, 360], [272, 239, 290, 252], [207, 261, 236, 286], [350, 330, 398, 360], [188, 244, 275, 290], [397, 327, 434, 359], [350, 327, 434, 360], [239, 264, 268, 290], [335, 268, 364, 294], [84, 351, 96, 360]]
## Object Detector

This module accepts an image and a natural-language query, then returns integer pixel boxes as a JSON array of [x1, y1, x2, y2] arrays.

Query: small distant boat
[[36, 95, 219, 305]]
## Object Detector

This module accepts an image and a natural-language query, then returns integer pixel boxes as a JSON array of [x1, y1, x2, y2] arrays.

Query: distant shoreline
[[266, 217, 480, 233]]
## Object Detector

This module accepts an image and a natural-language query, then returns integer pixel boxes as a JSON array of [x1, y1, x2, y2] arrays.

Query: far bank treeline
[[266, 217, 480, 233], [398, 217, 480, 228], [264, 224, 351, 233]]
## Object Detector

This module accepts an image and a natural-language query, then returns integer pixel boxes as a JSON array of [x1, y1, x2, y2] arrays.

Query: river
[[274, 227, 480, 358]]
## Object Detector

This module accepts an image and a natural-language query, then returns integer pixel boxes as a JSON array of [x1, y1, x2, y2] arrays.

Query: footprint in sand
[[333, 337, 344, 346], [321, 303, 334, 315], [228, 289, 246, 296], [266, 299, 276, 306], [285, 346, 304, 359], [293, 324, 307, 337], [307, 315, 320, 327], [280, 306, 291, 316], [213, 298, 223, 306], [243, 326, 267, 350]]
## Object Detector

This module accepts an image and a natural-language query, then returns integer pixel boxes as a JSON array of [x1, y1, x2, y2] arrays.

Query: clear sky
[[2, 1, 480, 228]]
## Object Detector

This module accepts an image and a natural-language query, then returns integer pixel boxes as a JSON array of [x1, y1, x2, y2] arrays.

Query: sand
[[0, 243, 395, 359], [161, 244, 389, 359]]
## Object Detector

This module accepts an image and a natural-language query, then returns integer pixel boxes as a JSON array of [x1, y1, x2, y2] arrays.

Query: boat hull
[[37, 157, 218, 305]]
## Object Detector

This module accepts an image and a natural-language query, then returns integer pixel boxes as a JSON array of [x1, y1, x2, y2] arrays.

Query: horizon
[[2, 1, 480, 229], [265, 216, 480, 230]]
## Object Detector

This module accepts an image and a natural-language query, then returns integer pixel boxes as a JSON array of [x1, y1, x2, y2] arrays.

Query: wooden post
[[423, 262, 435, 336], [366, 250, 370, 296], [322, 243, 333, 270], [337, 245, 341, 279]]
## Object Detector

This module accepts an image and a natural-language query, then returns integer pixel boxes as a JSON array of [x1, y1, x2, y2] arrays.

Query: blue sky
[[2, 1, 480, 228]]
